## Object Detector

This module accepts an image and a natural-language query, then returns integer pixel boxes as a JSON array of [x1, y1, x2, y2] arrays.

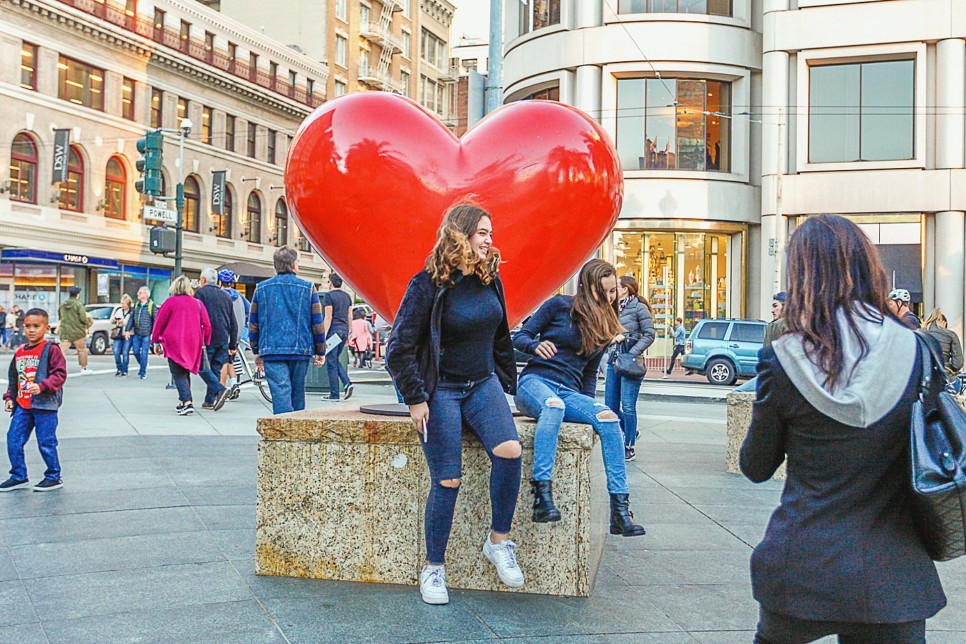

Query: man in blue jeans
[[249, 247, 326, 415], [126, 287, 156, 380], [194, 269, 236, 411], [322, 273, 353, 401]]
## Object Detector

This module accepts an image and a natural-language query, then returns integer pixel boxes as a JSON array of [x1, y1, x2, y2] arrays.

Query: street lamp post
[[149, 118, 192, 276]]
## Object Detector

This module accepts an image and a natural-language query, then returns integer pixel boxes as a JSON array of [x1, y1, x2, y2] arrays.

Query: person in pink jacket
[[151, 276, 212, 416], [349, 309, 374, 368]]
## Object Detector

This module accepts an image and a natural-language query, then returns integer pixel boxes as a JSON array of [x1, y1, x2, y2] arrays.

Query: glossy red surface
[[285, 92, 623, 326]]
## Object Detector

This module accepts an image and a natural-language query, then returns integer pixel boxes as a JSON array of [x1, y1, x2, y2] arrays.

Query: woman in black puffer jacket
[[604, 275, 655, 462], [923, 308, 964, 381]]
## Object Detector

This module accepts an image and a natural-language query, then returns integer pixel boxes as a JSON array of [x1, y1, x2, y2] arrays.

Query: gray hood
[[772, 306, 916, 428]]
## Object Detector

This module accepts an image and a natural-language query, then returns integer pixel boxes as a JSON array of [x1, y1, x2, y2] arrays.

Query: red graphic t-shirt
[[14, 341, 47, 410]]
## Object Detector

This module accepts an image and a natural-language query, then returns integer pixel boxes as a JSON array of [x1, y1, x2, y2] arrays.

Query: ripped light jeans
[[514, 374, 628, 494]]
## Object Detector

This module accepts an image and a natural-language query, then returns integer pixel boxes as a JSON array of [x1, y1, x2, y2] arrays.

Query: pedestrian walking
[[111, 294, 133, 377], [0, 306, 7, 348], [513, 258, 646, 537], [126, 286, 157, 380], [248, 247, 326, 415], [923, 307, 964, 384], [740, 214, 945, 643], [217, 269, 250, 398], [349, 308, 374, 368], [763, 292, 787, 348], [194, 269, 236, 411], [386, 204, 524, 605], [57, 287, 92, 374], [887, 288, 921, 330], [321, 273, 353, 400], [151, 276, 222, 416], [664, 317, 687, 379], [1, 308, 66, 492], [604, 275, 655, 462]]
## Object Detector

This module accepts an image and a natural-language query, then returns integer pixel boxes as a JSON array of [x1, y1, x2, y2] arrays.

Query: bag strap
[[915, 331, 947, 403]]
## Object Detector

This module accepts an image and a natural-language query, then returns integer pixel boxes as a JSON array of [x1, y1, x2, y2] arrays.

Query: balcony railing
[[57, 0, 325, 108], [359, 23, 402, 54]]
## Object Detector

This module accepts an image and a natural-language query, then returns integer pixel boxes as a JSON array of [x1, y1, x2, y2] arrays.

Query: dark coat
[[924, 324, 964, 376], [194, 284, 238, 351], [386, 270, 516, 406], [740, 346, 946, 623], [616, 296, 655, 357]]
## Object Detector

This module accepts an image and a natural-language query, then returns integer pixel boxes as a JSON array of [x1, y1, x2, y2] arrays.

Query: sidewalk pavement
[[0, 354, 964, 642]]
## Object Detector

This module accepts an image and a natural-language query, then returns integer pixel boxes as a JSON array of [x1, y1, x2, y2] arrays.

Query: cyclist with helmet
[[218, 269, 250, 399], [887, 288, 921, 330]]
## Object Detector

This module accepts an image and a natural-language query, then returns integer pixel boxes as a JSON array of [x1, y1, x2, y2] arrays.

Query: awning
[[217, 261, 276, 284], [878, 244, 923, 304], [1, 248, 118, 269]]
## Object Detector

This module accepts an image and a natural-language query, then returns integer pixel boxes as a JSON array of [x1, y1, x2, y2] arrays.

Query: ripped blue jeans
[[514, 374, 628, 494]]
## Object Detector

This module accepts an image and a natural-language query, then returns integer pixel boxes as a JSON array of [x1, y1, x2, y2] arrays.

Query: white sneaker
[[419, 565, 449, 605], [662, 374, 669, 379], [79, 368, 94, 375], [482, 536, 525, 588]]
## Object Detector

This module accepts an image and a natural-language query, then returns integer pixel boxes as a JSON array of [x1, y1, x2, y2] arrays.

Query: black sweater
[[194, 285, 238, 351]]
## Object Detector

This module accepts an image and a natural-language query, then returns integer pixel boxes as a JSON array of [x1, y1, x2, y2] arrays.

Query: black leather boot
[[531, 479, 561, 523], [609, 493, 646, 537]]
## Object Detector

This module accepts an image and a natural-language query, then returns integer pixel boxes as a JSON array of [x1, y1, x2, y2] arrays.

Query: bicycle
[[233, 340, 272, 403]]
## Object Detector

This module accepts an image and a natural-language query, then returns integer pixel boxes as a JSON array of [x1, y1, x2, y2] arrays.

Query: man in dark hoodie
[[194, 268, 236, 410]]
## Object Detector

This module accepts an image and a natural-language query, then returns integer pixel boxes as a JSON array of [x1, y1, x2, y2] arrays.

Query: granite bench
[[726, 390, 786, 480], [255, 408, 608, 596]]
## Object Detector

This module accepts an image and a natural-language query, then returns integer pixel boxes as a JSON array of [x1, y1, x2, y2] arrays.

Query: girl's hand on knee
[[409, 402, 429, 435]]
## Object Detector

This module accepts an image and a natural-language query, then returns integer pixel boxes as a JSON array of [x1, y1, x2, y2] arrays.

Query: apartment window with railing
[[307, 78, 315, 98], [179, 20, 191, 52], [617, 0, 731, 16], [20, 42, 38, 91], [153, 8, 165, 39], [518, 0, 561, 34], [204, 31, 215, 63], [227, 43, 237, 72], [421, 30, 445, 69], [808, 59, 915, 163], [336, 0, 347, 21], [150, 88, 163, 128], [336, 35, 347, 67], [616, 77, 732, 172], [288, 70, 297, 97], [249, 53, 259, 82], [225, 115, 235, 152], [267, 129, 277, 165], [247, 122, 257, 158], [269, 62, 278, 90], [58, 56, 104, 111], [176, 96, 188, 126], [202, 106, 213, 144], [122, 77, 136, 121]]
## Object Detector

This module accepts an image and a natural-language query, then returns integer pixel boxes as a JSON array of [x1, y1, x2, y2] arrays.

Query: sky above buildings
[[451, 0, 490, 41]]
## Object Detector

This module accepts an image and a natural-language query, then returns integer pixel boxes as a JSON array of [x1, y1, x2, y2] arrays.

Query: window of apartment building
[[400, 71, 410, 96], [201, 106, 213, 144], [20, 42, 38, 91], [360, 3, 370, 28], [267, 129, 277, 165], [58, 56, 104, 111], [104, 157, 127, 219], [246, 192, 262, 242], [617, 0, 731, 16], [225, 114, 235, 152], [179, 20, 191, 51], [335, 80, 347, 96], [176, 97, 188, 125], [183, 175, 200, 232], [153, 8, 165, 39], [336, 35, 347, 67], [359, 50, 370, 77], [249, 52, 259, 82], [307, 78, 315, 98], [215, 187, 233, 238], [616, 78, 732, 172], [336, 0, 347, 21], [227, 42, 237, 72], [58, 146, 84, 212], [518, 0, 561, 34], [204, 31, 215, 63], [150, 88, 163, 128], [247, 122, 257, 158], [420, 75, 441, 113], [122, 77, 136, 121], [9, 133, 38, 204], [269, 62, 278, 90], [124, 0, 135, 17], [518, 86, 559, 101], [297, 229, 311, 252], [809, 59, 915, 163], [274, 199, 288, 246], [421, 30, 445, 68], [401, 0, 410, 18], [288, 70, 297, 97], [401, 30, 411, 59]]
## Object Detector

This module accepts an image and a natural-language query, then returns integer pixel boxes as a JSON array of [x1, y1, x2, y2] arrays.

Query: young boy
[[1, 308, 66, 491]]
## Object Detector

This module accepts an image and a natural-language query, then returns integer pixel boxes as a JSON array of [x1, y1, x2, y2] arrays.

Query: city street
[[0, 353, 964, 643]]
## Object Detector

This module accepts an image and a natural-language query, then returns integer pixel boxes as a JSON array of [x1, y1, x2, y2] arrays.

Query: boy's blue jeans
[[7, 405, 60, 481], [263, 358, 309, 415], [515, 374, 628, 494], [604, 362, 643, 447]]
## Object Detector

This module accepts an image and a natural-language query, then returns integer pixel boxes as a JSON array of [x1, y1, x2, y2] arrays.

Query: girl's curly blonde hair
[[425, 204, 501, 288]]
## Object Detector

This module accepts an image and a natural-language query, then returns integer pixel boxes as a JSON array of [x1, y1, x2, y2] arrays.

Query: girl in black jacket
[[740, 215, 945, 643], [386, 204, 523, 606]]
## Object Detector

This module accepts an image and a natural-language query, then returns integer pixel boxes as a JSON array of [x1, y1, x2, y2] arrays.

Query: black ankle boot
[[609, 493, 646, 537], [531, 479, 561, 523]]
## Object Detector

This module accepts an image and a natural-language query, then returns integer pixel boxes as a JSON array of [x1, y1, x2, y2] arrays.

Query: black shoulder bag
[[910, 332, 966, 561], [610, 338, 647, 379]]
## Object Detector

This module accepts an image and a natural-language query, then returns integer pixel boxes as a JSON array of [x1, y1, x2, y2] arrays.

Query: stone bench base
[[726, 391, 786, 480], [256, 409, 607, 596]]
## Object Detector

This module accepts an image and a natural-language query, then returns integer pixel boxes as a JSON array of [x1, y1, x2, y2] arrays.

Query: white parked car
[[49, 303, 124, 355]]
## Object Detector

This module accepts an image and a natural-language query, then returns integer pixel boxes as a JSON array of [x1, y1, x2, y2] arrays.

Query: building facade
[[503, 0, 966, 348], [1, 0, 330, 316]]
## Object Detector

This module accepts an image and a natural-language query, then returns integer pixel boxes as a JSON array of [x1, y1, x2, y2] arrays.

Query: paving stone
[[0, 621, 48, 644], [644, 584, 760, 632], [0, 580, 36, 627], [0, 547, 19, 582], [194, 504, 255, 531], [0, 485, 187, 520], [0, 506, 205, 546]]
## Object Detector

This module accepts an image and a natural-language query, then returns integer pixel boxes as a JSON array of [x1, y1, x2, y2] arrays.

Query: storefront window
[[617, 78, 731, 172], [612, 230, 731, 347]]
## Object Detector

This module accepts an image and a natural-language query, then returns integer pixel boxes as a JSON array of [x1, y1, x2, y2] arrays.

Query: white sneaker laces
[[495, 539, 519, 569], [426, 567, 445, 588]]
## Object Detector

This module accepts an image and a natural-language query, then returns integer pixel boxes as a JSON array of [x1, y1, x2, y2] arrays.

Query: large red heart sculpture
[[285, 92, 623, 327]]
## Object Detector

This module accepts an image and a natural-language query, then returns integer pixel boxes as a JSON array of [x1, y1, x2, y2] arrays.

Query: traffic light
[[135, 131, 164, 196], [149, 225, 176, 254]]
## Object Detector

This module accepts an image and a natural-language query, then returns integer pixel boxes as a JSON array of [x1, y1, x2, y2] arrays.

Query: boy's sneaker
[[343, 384, 354, 401], [201, 402, 215, 410], [625, 447, 636, 462], [177, 403, 195, 416], [211, 388, 231, 411], [419, 565, 449, 605], [228, 386, 241, 400], [0, 477, 29, 492], [34, 479, 63, 492], [482, 536, 525, 588]]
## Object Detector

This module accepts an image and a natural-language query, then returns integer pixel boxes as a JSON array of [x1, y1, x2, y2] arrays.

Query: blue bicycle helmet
[[218, 269, 237, 285]]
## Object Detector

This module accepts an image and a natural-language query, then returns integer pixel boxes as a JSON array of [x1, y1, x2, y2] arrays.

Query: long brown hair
[[783, 215, 893, 390], [571, 259, 624, 355], [620, 275, 650, 311], [424, 203, 500, 288]]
